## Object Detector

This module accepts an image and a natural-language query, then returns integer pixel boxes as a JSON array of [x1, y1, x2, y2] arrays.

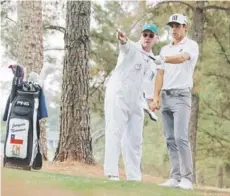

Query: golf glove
[[154, 55, 166, 65]]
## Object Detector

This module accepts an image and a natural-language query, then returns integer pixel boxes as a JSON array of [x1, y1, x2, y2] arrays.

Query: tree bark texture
[[17, 0, 43, 75], [54, 1, 94, 164], [189, 1, 205, 184], [191, 1, 205, 59], [17, 0, 48, 160], [189, 93, 199, 184], [216, 165, 224, 188]]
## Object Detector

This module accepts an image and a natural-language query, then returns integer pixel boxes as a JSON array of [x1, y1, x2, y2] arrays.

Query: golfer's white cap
[[167, 13, 187, 26]]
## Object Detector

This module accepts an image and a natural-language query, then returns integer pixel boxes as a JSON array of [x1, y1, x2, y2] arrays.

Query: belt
[[162, 88, 190, 96]]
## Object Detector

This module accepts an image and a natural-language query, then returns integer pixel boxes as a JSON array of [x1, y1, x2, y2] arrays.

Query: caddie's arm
[[116, 29, 130, 54]]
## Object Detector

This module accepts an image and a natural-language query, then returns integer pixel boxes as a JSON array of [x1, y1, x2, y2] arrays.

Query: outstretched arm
[[116, 29, 130, 55]]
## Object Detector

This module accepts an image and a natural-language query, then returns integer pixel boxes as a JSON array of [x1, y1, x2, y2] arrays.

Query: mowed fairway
[[2, 167, 203, 196]]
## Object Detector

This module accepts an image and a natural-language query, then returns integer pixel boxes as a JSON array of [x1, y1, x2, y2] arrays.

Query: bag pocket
[[5, 118, 30, 159]]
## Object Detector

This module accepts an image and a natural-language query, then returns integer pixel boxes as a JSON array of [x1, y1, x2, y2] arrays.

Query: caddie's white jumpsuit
[[104, 40, 156, 181], [143, 63, 156, 100]]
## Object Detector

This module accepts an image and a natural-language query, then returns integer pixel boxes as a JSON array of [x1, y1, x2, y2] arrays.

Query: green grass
[[3, 168, 202, 196]]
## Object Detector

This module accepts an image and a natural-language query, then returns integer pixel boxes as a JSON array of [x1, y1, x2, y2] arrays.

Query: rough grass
[[2, 167, 202, 196]]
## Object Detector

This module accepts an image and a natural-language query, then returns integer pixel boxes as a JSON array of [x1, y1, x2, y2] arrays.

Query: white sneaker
[[108, 176, 120, 181], [177, 178, 193, 190], [159, 179, 180, 187]]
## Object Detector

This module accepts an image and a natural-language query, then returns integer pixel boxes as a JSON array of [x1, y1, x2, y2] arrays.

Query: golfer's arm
[[154, 69, 164, 98], [165, 52, 190, 64]]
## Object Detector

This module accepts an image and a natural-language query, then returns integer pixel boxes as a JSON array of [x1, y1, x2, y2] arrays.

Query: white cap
[[167, 14, 187, 25]]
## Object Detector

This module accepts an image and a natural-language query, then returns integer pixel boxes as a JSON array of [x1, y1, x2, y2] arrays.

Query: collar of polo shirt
[[169, 36, 188, 46]]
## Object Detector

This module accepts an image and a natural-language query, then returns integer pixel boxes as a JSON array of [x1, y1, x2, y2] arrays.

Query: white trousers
[[104, 95, 144, 181]]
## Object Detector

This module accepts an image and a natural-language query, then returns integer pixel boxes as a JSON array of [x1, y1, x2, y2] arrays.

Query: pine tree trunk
[[17, 0, 48, 160], [189, 1, 205, 184], [54, 1, 94, 164], [17, 0, 43, 74], [189, 93, 199, 184], [191, 1, 205, 58], [197, 170, 205, 185], [39, 119, 48, 161], [216, 165, 224, 188]]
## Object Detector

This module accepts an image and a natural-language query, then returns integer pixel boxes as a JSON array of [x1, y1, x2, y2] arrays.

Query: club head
[[144, 108, 158, 121]]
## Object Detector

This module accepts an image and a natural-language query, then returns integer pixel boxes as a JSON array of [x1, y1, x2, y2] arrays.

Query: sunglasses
[[143, 33, 155, 38]]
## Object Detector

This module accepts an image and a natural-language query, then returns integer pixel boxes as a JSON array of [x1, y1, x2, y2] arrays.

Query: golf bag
[[3, 65, 48, 170]]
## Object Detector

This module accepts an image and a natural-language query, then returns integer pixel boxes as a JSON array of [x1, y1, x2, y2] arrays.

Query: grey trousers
[[161, 89, 193, 182]]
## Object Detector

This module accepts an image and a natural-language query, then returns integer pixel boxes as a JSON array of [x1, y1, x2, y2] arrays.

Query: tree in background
[[16, 0, 48, 160], [54, 1, 94, 164], [1, 0, 230, 187], [1, 0, 66, 160]]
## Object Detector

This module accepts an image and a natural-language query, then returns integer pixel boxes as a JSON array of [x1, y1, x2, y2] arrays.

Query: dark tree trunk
[[17, 0, 48, 161], [54, 1, 94, 164], [189, 1, 205, 184], [216, 165, 224, 188], [191, 1, 205, 58]]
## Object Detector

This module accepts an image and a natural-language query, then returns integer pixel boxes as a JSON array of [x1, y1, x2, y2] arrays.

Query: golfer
[[150, 14, 199, 190]]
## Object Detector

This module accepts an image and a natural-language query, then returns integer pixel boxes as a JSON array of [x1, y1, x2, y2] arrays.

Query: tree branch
[[44, 48, 64, 51], [89, 72, 109, 97], [201, 97, 230, 121], [1, 0, 7, 5], [204, 5, 230, 11], [89, 50, 114, 97], [205, 14, 230, 66], [212, 32, 230, 66], [128, 0, 195, 36], [44, 25, 65, 33], [203, 73, 230, 81], [155, 0, 194, 11], [201, 128, 230, 144]]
